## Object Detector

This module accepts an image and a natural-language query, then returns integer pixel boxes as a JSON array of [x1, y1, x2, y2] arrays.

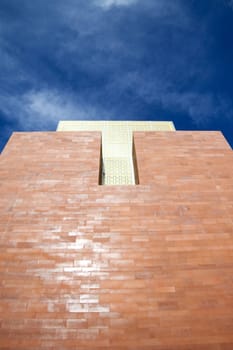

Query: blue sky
[[0, 0, 233, 151]]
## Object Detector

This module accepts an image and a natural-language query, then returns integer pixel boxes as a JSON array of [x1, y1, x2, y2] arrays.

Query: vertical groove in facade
[[57, 121, 175, 185]]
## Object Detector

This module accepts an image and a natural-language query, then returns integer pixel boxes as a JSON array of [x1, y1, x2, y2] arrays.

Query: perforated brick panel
[[57, 121, 175, 185]]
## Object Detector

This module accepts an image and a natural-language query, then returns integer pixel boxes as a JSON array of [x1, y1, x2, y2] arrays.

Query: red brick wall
[[0, 131, 232, 349]]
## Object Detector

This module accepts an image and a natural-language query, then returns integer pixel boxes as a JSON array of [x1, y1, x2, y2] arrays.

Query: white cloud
[[0, 89, 111, 130], [25, 90, 78, 124], [0, 0, 232, 136], [24, 90, 112, 129], [95, 0, 138, 9], [227, 0, 233, 9]]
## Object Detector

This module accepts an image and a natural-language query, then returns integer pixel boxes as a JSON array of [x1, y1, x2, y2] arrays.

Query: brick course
[[0, 131, 233, 349]]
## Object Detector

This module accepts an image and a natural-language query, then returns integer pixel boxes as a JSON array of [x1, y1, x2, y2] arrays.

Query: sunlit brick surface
[[0, 130, 233, 349]]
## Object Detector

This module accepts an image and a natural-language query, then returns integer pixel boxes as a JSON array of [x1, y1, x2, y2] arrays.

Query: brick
[[0, 131, 232, 349]]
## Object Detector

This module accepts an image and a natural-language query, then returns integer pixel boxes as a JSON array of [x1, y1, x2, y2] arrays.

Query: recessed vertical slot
[[132, 137, 139, 185], [98, 137, 104, 185], [99, 134, 139, 186]]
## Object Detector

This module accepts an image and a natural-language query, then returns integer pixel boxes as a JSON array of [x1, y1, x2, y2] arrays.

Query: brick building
[[0, 121, 233, 349]]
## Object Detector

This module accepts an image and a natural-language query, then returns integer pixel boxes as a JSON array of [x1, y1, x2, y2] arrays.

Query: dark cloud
[[0, 0, 233, 150]]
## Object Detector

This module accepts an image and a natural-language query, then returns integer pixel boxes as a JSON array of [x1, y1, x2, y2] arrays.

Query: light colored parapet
[[57, 121, 175, 132], [57, 121, 175, 185]]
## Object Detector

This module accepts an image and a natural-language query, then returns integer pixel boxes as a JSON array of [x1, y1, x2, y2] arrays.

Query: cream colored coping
[[57, 121, 175, 185]]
